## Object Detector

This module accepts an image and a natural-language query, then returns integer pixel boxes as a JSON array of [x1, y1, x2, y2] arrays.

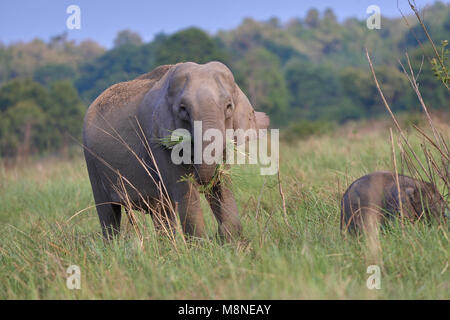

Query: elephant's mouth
[[194, 163, 219, 185], [191, 136, 226, 186]]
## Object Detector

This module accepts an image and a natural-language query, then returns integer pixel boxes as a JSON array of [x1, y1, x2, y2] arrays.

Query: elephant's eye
[[225, 103, 233, 117], [179, 104, 189, 120]]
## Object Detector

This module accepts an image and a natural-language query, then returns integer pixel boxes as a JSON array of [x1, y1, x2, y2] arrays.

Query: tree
[[284, 59, 342, 119], [0, 78, 50, 113], [323, 8, 337, 24], [406, 44, 449, 110], [0, 79, 49, 157], [267, 17, 281, 28], [48, 32, 69, 49], [1, 100, 46, 159], [33, 64, 76, 86], [0, 78, 85, 158], [76, 41, 158, 103], [155, 27, 229, 65], [305, 9, 320, 28], [0, 36, 104, 86], [235, 48, 289, 123], [113, 29, 143, 48], [77, 40, 105, 61], [339, 66, 412, 116], [47, 81, 85, 150]]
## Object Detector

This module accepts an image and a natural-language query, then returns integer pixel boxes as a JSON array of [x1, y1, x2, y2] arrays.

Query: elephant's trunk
[[195, 163, 218, 185], [194, 119, 224, 185]]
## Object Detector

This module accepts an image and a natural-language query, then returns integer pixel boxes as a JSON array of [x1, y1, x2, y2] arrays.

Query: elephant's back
[[84, 65, 173, 126], [135, 64, 172, 81], [84, 79, 152, 126]]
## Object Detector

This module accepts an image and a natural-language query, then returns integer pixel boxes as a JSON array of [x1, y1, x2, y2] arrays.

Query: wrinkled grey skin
[[341, 172, 447, 234], [83, 62, 269, 240]]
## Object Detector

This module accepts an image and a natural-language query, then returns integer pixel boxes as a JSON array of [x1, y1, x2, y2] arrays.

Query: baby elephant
[[341, 172, 447, 234]]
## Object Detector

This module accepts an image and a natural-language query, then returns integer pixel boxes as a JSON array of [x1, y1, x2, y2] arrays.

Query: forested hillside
[[0, 2, 448, 157]]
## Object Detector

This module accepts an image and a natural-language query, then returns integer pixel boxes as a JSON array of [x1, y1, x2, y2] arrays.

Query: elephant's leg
[[97, 203, 122, 240], [149, 202, 178, 236], [206, 181, 242, 241], [173, 181, 206, 238], [85, 153, 122, 240]]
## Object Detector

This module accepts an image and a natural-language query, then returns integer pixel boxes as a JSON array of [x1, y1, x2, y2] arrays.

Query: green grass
[[0, 121, 448, 299]]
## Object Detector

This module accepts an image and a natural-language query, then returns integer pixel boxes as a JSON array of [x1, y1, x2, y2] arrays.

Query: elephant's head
[[405, 182, 449, 222], [142, 61, 269, 184]]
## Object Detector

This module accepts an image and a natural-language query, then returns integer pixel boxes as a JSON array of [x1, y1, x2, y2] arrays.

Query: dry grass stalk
[[390, 128, 405, 235], [366, 42, 449, 228], [277, 157, 290, 228], [78, 114, 187, 250], [407, 0, 449, 91]]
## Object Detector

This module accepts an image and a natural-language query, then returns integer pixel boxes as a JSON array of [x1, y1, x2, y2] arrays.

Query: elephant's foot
[[217, 219, 243, 242]]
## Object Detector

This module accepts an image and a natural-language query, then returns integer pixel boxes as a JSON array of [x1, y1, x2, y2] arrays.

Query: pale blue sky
[[0, 0, 445, 48]]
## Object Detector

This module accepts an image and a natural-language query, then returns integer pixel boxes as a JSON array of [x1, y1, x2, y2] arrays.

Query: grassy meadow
[[0, 117, 449, 299]]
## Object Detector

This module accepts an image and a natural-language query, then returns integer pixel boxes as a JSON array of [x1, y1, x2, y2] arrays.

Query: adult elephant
[[83, 62, 269, 240]]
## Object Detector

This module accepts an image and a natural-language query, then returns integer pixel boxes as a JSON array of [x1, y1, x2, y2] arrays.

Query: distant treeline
[[0, 2, 449, 157]]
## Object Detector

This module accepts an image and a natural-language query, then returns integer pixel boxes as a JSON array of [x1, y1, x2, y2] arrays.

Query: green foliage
[[305, 8, 320, 28], [407, 43, 449, 109], [0, 78, 51, 114], [47, 81, 85, 145], [339, 65, 413, 116], [76, 42, 158, 103], [0, 79, 49, 156], [114, 29, 143, 48], [284, 59, 341, 116], [155, 28, 229, 65], [430, 40, 449, 86], [75, 28, 230, 104], [0, 79, 84, 157], [33, 64, 76, 87], [0, 3, 449, 157], [0, 100, 46, 157], [234, 48, 289, 124], [0, 37, 104, 83], [219, 3, 449, 123]]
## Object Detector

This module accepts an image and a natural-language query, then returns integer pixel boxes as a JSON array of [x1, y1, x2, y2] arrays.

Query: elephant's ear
[[232, 84, 270, 145], [405, 187, 417, 202], [404, 185, 425, 211], [140, 65, 177, 143]]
